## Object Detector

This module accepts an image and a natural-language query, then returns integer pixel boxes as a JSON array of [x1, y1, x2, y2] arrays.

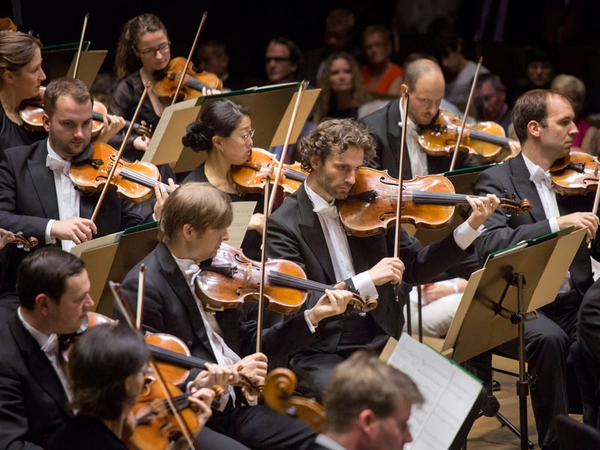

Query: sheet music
[[389, 333, 482, 450], [227, 202, 257, 249]]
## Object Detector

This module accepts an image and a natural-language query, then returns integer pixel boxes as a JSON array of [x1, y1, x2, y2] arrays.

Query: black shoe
[[492, 379, 501, 392]]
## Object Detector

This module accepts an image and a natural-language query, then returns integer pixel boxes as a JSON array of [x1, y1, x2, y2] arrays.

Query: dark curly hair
[[298, 118, 376, 172]]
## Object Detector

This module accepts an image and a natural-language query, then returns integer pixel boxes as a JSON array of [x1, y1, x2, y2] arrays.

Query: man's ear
[[36, 293, 53, 316], [528, 120, 542, 138], [42, 113, 51, 133]]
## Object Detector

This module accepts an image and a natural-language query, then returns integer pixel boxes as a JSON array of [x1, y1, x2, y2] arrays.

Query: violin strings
[[120, 167, 171, 192]]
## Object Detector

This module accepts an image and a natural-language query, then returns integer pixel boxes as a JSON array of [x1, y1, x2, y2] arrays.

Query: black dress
[[0, 102, 46, 158], [46, 415, 128, 450]]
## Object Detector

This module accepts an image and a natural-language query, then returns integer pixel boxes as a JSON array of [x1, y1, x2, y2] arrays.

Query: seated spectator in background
[[303, 9, 362, 87], [404, 278, 467, 339], [511, 46, 556, 104], [312, 52, 370, 124], [306, 351, 423, 450], [196, 39, 245, 92], [90, 73, 118, 108], [550, 74, 598, 154], [360, 25, 403, 97], [430, 20, 489, 108], [265, 37, 303, 85], [475, 73, 512, 134]]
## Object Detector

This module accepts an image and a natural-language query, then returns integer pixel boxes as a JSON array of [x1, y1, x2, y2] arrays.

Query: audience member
[[265, 37, 303, 85], [475, 73, 512, 134], [360, 25, 403, 97]]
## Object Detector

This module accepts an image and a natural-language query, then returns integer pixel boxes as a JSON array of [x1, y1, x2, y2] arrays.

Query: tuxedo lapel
[[27, 143, 59, 220], [508, 155, 547, 223], [296, 187, 337, 283], [9, 316, 72, 417], [155, 244, 215, 357]]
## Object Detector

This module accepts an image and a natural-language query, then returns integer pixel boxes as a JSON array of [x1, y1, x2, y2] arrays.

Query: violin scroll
[[498, 198, 533, 214], [12, 232, 38, 251], [263, 368, 325, 433]]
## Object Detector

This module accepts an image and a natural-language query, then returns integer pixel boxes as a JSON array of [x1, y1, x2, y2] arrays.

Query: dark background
[[4, 0, 600, 106]]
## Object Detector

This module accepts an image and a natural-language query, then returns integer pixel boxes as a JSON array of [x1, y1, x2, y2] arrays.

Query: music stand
[[442, 227, 586, 450]]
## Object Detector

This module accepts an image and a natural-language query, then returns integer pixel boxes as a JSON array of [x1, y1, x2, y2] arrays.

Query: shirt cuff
[[549, 217, 560, 233], [45, 220, 56, 245], [353, 271, 378, 300], [303, 309, 317, 333], [453, 221, 484, 250]]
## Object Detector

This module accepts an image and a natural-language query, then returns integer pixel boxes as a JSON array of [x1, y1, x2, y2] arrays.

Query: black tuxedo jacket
[[266, 184, 472, 350], [0, 314, 73, 449], [360, 98, 474, 179], [473, 153, 596, 298], [0, 139, 148, 293], [119, 243, 319, 366]]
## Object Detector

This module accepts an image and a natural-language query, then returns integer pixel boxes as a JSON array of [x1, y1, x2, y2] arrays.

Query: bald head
[[403, 59, 444, 92], [402, 59, 445, 125]]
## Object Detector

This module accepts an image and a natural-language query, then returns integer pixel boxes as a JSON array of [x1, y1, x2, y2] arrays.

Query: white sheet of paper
[[227, 201, 257, 249], [389, 333, 482, 450]]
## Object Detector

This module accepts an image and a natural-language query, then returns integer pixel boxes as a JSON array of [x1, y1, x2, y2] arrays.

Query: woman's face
[[219, 115, 254, 167], [11, 47, 45, 100], [329, 58, 353, 93], [136, 30, 170, 72]]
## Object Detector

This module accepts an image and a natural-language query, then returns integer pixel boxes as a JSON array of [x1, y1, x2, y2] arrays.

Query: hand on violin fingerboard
[[465, 194, 500, 230], [306, 282, 354, 325], [0, 228, 15, 250], [94, 114, 126, 144], [153, 179, 179, 220], [187, 387, 215, 428], [194, 362, 240, 391]]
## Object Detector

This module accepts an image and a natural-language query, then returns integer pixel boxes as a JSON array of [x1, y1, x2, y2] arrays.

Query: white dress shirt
[[45, 142, 81, 252]]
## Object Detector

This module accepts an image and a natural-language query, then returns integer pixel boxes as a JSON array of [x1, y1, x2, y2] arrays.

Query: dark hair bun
[[182, 121, 212, 152]]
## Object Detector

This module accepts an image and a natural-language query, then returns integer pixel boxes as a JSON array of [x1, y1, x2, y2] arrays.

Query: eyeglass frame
[[231, 128, 255, 142], [138, 41, 171, 58]]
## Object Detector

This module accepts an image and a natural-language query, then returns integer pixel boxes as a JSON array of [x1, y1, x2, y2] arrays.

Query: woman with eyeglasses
[[110, 13, 173, 163], [181, 99, 267, 262], [46, 323, 215, 450]]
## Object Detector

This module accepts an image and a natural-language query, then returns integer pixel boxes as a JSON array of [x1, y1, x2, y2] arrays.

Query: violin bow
[[170, 11, 208, 107], [90, 83, 149, 222], [110, 282, 201, 450], [394, 93, 409, 261], [72, 13, 89, 80], [449, 57, 483, 172], [136, 264, 146, 330], [255, 81, 307, 354]]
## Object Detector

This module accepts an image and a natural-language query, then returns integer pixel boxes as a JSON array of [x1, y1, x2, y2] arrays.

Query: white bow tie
[[531, 168, 553, 190], [41, 333, 59, 356], [46, 154, 71, 175], [184, 263, 201, 285], [313, 204, 338, 219]]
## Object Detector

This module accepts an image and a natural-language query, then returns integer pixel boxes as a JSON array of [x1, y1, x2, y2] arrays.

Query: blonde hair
[[0, 32, 41, 87]]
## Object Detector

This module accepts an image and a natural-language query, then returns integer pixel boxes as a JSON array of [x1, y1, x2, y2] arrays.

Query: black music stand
[[443, 227, 585, 450]]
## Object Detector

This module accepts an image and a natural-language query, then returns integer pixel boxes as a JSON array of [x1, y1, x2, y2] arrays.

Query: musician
[[0, 32, 46, 155], [47, 323, 215, 450], [306, 351, 423, 450], [0, 247, 94, 449], [182, 99, 265, 262], [119, 182, 354, 449], [0, 32, 126, 158], [110, 13, 168, 162], [360, 58, 475, 179], [265, 118, 499, 401], [472, 89, 600, 450], [0, 77, 161, 325]]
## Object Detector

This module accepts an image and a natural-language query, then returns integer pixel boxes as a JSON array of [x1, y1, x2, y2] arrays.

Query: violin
[[550, 151, 600, 196], [338, 167, 532, 237], [9, 232, 38, 251], [69, 142, 171, 203], [231, 147, 309, 196], [19, 87, 152, 138], [153, 57, 222, 104], [263, 368, 325, 433], [196, 243, 377, 314], [130, 378, 201, 450], [416, 109, 516, 163]]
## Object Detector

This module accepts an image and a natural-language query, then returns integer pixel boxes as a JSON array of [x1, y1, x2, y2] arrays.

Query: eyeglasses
[[233, 128, 255, 141], [139, 366, 152, 376], [265, 57, 290, 63], [138, 41, 171, 58]]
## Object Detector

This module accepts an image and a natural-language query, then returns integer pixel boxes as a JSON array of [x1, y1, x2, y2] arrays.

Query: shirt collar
[[305, 180, 334, 210], [522, 153, 549, 181], [17, 307, 55, 350]]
